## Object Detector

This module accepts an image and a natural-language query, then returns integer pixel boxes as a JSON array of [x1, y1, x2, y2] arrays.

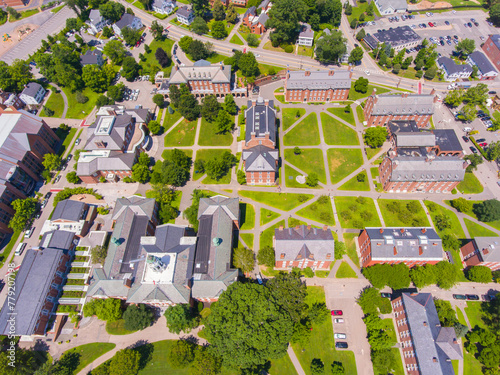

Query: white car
[[24, 227, 35, 239], [365, 70, 370, 76], [334, 318, 344, 323], [334, 333, 346, 339]]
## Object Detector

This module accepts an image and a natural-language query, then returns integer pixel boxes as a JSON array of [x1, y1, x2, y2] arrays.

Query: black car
[[462, 136, 469, 143], [35, 211, 42, 219], [453, 294, 467, 300], [381, 293, 392, 298], [445, 20, 450, 25], [470, 146, 478, 154], [476, 138, 486, 143], [466, 294, 480, 300], [440, 40, 445, 46], [467, 22, 473, 27], [45, 192, 52, 199], [489, 91, 497, 95], [335, 342, 348, 349]]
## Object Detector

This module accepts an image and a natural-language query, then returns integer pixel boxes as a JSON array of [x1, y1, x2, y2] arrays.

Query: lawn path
[[316, 111, 333, 187], [53, 83, 68, 119], [283, 160, 327, 189], [287, 345, 306, 375], [372, 199, 386, 227], [419, 200, 435, 229]]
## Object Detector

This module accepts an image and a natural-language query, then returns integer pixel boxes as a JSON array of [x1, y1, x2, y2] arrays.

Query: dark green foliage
[[9, 197, 37, 231], [123, 304, 154, 331], [201, 94, 221, 122], [164, 304, 199, 334], [442, 234, 460, 251], [257, 246, 275, 267], [314, 31, 347, 63], [409, 264, 436, 288], [205, 151, 236, 181], [466, 266, 492, 283], [434, 299, 459, 327], [192, 16, 209, 35], [166, 340, 196, 368], [310, 358, 324, 375], [354, 77, 368, 93], [306, 173, 319, 187], [155, 47, 170, 67], [364, 126, 387, 148], [183, 189, 211, 230], [474, 199, 500, 222], [83, 298, 122, 322], [148, 120, 162, 135], [54, 187, 102, 204]]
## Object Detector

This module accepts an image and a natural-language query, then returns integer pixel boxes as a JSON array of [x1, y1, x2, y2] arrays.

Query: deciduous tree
[[364, 127, 387, 148], [232, 247, 255, 273], [213, 0, 226, 20], [257, 246, 275, 267], [164, 304, 199, 333], [9, 198, 37, 231], [315, 30, 347, 63], [123, 304, 154, 331]]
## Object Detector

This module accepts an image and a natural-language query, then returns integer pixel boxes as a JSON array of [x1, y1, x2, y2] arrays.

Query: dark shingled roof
[[274, 225, 335, 262], [40, 230, 75, 250], [51, 199, 86, 222], [437, 56, 473, 76], [242, 145, 279, 172], [21, 82, 43, 98], [468, 51, 498, 75], [245, 98, 276, 144], [371, 26, 422, 48]]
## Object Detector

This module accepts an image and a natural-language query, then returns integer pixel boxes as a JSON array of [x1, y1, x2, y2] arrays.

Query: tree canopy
[[474, 199, 500, 222], [9, 198, 38, 231], [123, 304, 154, 331], [315, 31, 347, 63], [364, 127, 387, 148], [164, 304, 199, 334], [267, 0, 308, 44]]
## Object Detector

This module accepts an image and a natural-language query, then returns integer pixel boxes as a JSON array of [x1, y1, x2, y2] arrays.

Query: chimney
[[430, 88, 436, 95], [433, 94, 439, 103], [400, 228, 405, 234], [219, 61, 224, 70], [421, 228, 427, 234], [379, 228, 384, 234], [424, 321, 428, 327], [483, 248, 489, 255], [295, 226, 300, 230], [279, 226, 284, 231], [305, 70, 311, 76], [323, 225, 328, 231], [328, 70, 334, 76], [419, 246, 423, 255], [307, 225, 311, 230], [432, 357, 437, 363], [393, 246, 397, 255]]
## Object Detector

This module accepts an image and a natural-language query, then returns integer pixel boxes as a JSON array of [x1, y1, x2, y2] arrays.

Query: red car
[[428, 22, 434, 27], [331, 310, 343, 316], [479, 142, 488, 148]]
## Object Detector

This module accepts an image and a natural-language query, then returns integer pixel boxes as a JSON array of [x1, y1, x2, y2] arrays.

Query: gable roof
[[76, 151, 135, 176], [468, 51, 498, 75], [169, 63, 231, 84], [472, 237, 500, 263], [176, 5, 193, 18], [80, 49, 103, 65], [488, 34, 500, 50], [370, 93, 435, 116], [286, 70, 351, 90], [115, 13, 137, 30], [242, 145, 278, 172], [376, 0, 407, 12], [21, 82, 43, 98], [388, 155, 466, 182], [245, 98, 276, 144], [52, 199, 86, 222], [40, 230, 76, 250], [89, 9, 104, 25], [437, 56, 473, 76], [299, 23, 314, 39], [274, 225, 335, 262]]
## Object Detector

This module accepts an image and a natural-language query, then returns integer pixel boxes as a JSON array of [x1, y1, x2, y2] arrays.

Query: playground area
[[0, 23, 36, 58]]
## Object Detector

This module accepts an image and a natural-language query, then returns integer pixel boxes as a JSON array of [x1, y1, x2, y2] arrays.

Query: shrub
[[284, 45, 294, 53], [303, 267, 314, 278], [75, 91, 89, 104]]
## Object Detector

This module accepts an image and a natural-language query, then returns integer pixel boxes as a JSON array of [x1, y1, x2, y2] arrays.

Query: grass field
[[164, 119, 197, 147], [285, 165, 318, 189], [292, 287, 358, 375], [106, 319, 138, 335], [284, 148, 326, 184], [424, 201, 465, 238], [240, 203, 255, 230], [269, 354, 298, 375], [283, 108, 306, 130], [338, 171, 370, 191], [321, 113, 359, 145], [378, 199, 430, 227], [335, 196, 381, 229], [356, 104, 365, 123], [284, 113, 320, 146], [366, 147, 381, 160], [335, 262, 358, 278], [198, 117, 233, 146], [447, 200, 500, 232], [0, 230, 21, 267], [230, 34, 244, 45], [239, 191, 313, 211], [240, 233, 254, 249], [464, 301, 487, 330], [261, 208, 281, 225], [348, 84, 390, 101], [60, 343, 116, 374], [139, 38, 175, 75], [63, 87, 99, 119], [343, 232, 360, 267], [260, 220, 285, 248], [457, 172, 483, 194], [163, 110, 183, 132], [327, 106, 355, 125], [327, 149, 364, 184], [347, 1, 374, 24], [463, 348, 484, 375], [161, 148, 192, 161], [195, 149, 233, 184], [296, 198, 335, 226], [43, 88, 65, 118], [456, 306, 467, 326], [464, 218, 498, 238], [57, 128, 77, 157]]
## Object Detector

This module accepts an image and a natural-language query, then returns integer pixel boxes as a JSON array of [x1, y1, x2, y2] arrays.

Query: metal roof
[[286, 70, 351, 90], [245, 98, 276, 143], [242, 145, 279, 172], [274, 225, 335, 262], [371, 93, 435, 116]]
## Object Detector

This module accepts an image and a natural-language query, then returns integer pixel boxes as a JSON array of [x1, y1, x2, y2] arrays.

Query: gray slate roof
[[243, 6, 256, 18], [376, 0, 407, 12], [141, 224, 194, 254], [21, 82, 43, 98], [299, 23, 314, 39], [468, 51, 498, 75], [287, 70, 351, 90], [89, 9, 104, 25], [274, 225, 335, 262], [437, 56, 473, 76], [488, 34, 500, 50], [0, 248, 66, 336], [176, 5, 193, 18], [472, 237, 500, 263], [370, 93, 435, 116], [365, 227, 444, 261], [40, 230, 75, 250], [259, 0, 270, 8], [80, 50, 103, 65], [169, 62, 231, 85], [85, 113, 133, 151], [77, 151, 135, 176], [242, 145, 279, 172], [245, 98, 276, 143], [401, 293, 462, 375], [371, 26, 422, 48], [389, 156, 466, 182], [395, 133, 436, 147], [52, 199, 86, 222], [115, 13, 138, 30]]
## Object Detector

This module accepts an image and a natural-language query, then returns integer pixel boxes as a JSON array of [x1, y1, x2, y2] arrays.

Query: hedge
[[469, 136, 490, 161]]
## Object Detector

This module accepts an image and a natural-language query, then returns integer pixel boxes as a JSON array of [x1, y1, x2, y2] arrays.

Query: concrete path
[[287, 345, 306, 375]]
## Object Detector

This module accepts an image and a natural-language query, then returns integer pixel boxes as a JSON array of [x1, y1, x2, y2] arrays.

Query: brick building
[[392, 293, 462, 375], [0, 92, 24, 109], [0, 106, 59, 243], [242, 6, 269, 34], [482, 35, 500, 74], [460, 237, 500, 271], [358, 227, 444, 268], [40, 199, 97, 237], [364, 91, 437, 127], [284, 69, 351, 102], [274, 225, 335, 270]]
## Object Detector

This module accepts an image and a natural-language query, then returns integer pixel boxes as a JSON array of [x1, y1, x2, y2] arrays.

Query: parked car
[[45, 192, 52, 199], [464, 23, 469, 28], [256, 274, 263, 285], [462, 136, 470, 143], [41, 198, 48, 209], [55, 175, 62, 183], [453, 294, 467, 300], [35, 211, 42, 219], [75, 138, 81, 146], [470, 146, 478, 154], [331, 310, 343, 316], [445, 20, 450, 25], [489, 91, 497, 95], [466, 294, 480, 301], [474, 22, 479, 27], [467, 22, 473, 27], [24, 227, 35, 238], [15, 242, 26, 256], [479, 142, 488, 148], [381, 293, 392, 298], [334, 333, 346, 339], [476, 138, 486, 143], [334, 318, 344, 323], [428, 22, 434, 27], [335, 342, 348, 349]]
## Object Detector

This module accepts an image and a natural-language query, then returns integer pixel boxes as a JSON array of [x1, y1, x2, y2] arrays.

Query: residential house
[[176, 6, 195, 26], [284, 69, 351, 102], [466, 51, 498, 81], [437, 57, 473, 81], [460, 237, 500, 271], [363, 26, 422, 52], [87, 9, 109, 34], [259, 0, 272, 11], [373, 0, 407, 15], [297, 23, 314, 47], [40, 199, 97, 237], [0, 248, 71, 338], [274, 225, 335, 270], [210, 0, 247, 6], [392, 293, 462, 374], [112, 14, 143, 37], [242, 6, 269, 35], [482, 34, 500, 73], [0, 92, 24, 109], [358, 227, 445, 268], [19, 82, 46, 106], [80, 50, 105, 67], [363, 91, 437, 127], [152, 0, 176, 14], [0, 106, 59, 243]]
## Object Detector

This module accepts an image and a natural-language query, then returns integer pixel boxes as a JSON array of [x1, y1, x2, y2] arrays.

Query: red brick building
[[460, 237, 500, 271], [482, 35, 500, 73], [274, 225, 335, 270], [358, 227, 444, 268], [209, 0, 246, 6], [242, 6, 269, 34], [363, 91, 437, 127], [284, 69, 351, 102]]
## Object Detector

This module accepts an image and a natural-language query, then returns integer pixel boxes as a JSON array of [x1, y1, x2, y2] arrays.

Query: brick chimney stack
[[421, 228, 427, 233], [379, 228, 384, 234], [328, 70, 334, 76], [305, 70, 311, 76], [430, 88, 436, 95]]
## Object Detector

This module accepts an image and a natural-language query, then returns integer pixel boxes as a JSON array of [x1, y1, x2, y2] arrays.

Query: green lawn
[[161, 148, 193, 161], [292, 287, 358, 375], [239, 191, 313, 211], [63, 87, 99, 119], [327, 149, 364, 184], [343, 232, 360, 267], [424, 201, 465, 238], [269, 354, 298, 375], [347, 1, 374, 23], [378, 199, 430, 227], [284, 148, 326, 184], [355, 104, 365, 123], [463, 348, 484, 375], [448, 200, 500, 232], [321, 113, 359, 146], [335, 261, 357, 278], [240, 203, 255, 230], [230, 34, 244, 45], [13, 9, 39, 21], [464, 218, 498, 238], [464, 301, 487, 330], [327, 106, 355, 125], [138, 38, 175, 75], [283, 108, 306, 131], [60, 343, 116, 374], [260, 220, 285, 248], [338, 171, 370, 191], [261, 208, 281, 225], [51, 4, 65, 13], [335, 196, 381, 229], [296, 198, 335, 226], [0, 230, 22, 267], [371, 167, 379, 178], [457, 172, 484, 194], [163, 110, 183, 132], [43, 88, 65, 118], [456, 307, 467, 327], [194, 149, 233, 184], [198, 117, 233, 146], [57, 128, 77, 157], [285, 165, 318, 189], [207, 19, 235, 39], [240, 233, 254, 249], [106, 319, 138, 335], [366, 147, 381, 160], [348, 84, 390, 101], [164, 119, 197, 147], [283, 113, 320, 146]]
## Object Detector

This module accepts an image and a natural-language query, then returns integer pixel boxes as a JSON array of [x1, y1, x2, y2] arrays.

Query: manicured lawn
[[138, 38, 175, 75], [285, 165, 317, 189], [106, 319, 138, 335], [239, 191, 313, 211], [424, 201, 465, 238], [366, 147, 381, 160], [195, 149, 233, 184], [57, 128, 77, 156], [348, 84, 390, 101], [347, 1, 374, 23], [338, 170, 370, 191], [164, 119, 197, 147], [44, 88, 65, 118], [456, 306, 467, 327], [296, 198, 335, 226], [283, 108, 306, 130], [230, 34, 244, 45], [207, 19, 235, 39], [343, 232, 360, 267], [457, 172, 483, 194], [321, 113, 359, 146], [355, 104, 365, 123], [327, 106, 355, 125], [260, 220, 285, 248], [261, 208, 281, 225], [161, 148, 193, 161], [60, 343, 116, 374], [63, 87, 99, 119], [15, 9, 39, 21], [371, 167, 379, 178], [464, 301, 487, 330], [374, 348, 405, 375], [198, 117, 233, 146], [335, 261, 357, 278], [51, 4, 65, 13], [327, 148, 364, 184], [240, 233, 254, 249], [335, 196, 381, 229], [378, 199, 430, 227], [283, 113, 320, 146], [163, 110, 183, 132], [463, 348, 484, 375], [284, 148, 326, 184], [269, 354, 298, 375], [464, 218, 498, 238], [240, 203, 255, 230], [292, 287, 358, 375], [447, 200, 500, 232]]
